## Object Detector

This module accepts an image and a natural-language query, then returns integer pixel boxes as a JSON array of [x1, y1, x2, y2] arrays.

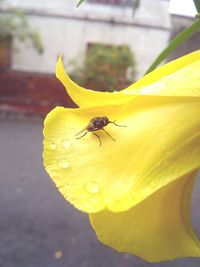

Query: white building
[[4, 0, 170, 79]]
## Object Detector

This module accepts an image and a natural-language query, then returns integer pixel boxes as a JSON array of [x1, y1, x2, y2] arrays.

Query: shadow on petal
[[90, 171, 200, 262]]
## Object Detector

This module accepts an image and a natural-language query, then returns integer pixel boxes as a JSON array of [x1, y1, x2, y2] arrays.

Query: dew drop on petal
[[85, 181, 100, 194], [62, 140, 71, 149], [89, 196, 99, 204], [58, 158, 69, 169], [104, 196, 112, 204], [65, 183, 72, 190], [49, 142, 57, 150], [83, 203, 91, 210]]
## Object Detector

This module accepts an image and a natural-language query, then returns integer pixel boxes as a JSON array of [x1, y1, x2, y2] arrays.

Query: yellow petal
[[124, 50, 200, 96], [43, 95, 200, 213], [56, 51, 200, 109], [56, 55, 134, 107], [90, 171, 200, 262]]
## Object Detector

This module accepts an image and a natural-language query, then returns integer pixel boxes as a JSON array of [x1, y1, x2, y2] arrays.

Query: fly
[[75, 116, 126, 146]]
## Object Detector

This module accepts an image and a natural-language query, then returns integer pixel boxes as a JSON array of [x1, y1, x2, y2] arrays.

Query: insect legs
[[75, 131, 88, 139], [92, 132, 102, 146], [109, 120, 126, 127], [75, 116, 126, 146], [102, 128, 115, 141], [76, 130, 107, 146]]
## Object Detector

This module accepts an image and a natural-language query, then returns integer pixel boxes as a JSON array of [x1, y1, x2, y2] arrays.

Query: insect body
[[75, 116, 125, 146]]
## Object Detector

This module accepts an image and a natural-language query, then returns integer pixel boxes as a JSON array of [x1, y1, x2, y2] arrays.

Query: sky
[[169, 0, 197, 17]]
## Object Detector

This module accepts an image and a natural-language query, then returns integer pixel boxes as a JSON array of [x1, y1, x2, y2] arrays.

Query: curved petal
[[43, 95, 200, 213], [90, 172, 200, 262], [123, 50, 200, 97], [56, 56, 134, 108], [56, 51, 200, 109]]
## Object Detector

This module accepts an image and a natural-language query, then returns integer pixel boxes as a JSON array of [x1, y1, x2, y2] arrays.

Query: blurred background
[[0, 0, 200, 266]]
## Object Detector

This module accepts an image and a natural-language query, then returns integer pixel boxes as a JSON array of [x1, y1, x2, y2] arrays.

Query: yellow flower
[[43, 50, 200, 262]]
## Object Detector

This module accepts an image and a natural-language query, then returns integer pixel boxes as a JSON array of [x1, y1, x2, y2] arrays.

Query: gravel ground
[[0, 116, 200, 267]]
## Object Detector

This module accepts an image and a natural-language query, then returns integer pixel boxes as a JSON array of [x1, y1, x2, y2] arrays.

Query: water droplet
[[83, 203, 91, 210], [62, 140, 71, 149], [49, 142, 57, 150], [89, 196, 99, 204], [104, 197, 111, 204], [58, 158, 69, 169], [85, 181, 100, 194], [65, 183, 72, 190]]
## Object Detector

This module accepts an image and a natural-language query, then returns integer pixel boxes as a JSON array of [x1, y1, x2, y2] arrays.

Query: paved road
[[0, 117, 200, 267]]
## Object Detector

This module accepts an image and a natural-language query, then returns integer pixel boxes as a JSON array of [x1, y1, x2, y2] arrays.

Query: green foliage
[[193, 0, 200, 13], [87, 44, 133, 68], [0, 1, 43, 53], [144, 17, 200, 75], [71, 44, 136, 92]]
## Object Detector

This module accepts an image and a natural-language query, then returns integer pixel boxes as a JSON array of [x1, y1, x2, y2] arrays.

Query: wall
[[0, 44, 76, 116], [0, 0, 171, 115], [5, 0, 170, 79], [167, 15, 200, 61]]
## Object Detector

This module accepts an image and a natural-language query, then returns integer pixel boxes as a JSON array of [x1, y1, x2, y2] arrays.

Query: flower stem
[[144, 17, 200, 75]]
